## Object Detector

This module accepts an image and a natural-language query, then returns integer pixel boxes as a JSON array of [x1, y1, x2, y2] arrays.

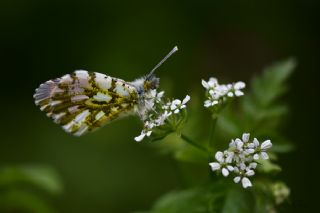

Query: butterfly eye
[[138, 89, 143, 95]]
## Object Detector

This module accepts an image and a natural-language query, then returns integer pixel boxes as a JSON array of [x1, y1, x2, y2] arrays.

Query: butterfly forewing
[[34, 70, 139, 136]]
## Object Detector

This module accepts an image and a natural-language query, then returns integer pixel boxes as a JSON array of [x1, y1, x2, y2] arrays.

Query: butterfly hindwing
[[34, 70, 139, 136]]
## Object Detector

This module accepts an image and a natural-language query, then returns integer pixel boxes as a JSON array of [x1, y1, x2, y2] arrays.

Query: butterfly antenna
[[147, 46, 178, 77]]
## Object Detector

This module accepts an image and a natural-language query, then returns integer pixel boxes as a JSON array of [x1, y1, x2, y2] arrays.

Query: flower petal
[[261, 152, 269, 160], [261, 140, 272, 150], [235, 139, 244, 149], [245, 170, 255, 177], [227, 92, 234, 97], [248, 162, 257, 169], [215, 151, 224, 162], [182, 95, 190, 104], [170, 104, 177, 110], [204, 100, 211, 108], [234, 81, 245, 90], [245, 148, 255, 154], [242, 177, 252, 188], [202, 80, 209, 89], [134, 133, 145, 142], [235, 90, 244, 96], [225, 152, 234, 163], [247, 143, 255, 149], [253, 138, 260, 147], [222, 168, 229, 177], [212, 100, 219, 105], [157, 91, 165, 98], [227, 165, 234, 171], [253, 153, 259, 160], [146, 131, 152, 136], [234, 176, 241, 183], [242, 133, 250, 143], [209, 162, 221, 171], [208, 78, 218, 87]]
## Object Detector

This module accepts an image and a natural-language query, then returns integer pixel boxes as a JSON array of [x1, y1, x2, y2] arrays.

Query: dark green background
[[1, 0, 318, 212]]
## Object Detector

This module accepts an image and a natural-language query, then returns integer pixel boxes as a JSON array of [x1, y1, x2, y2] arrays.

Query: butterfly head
[[132, 46, 178, 96], [144, 74, 159, 91], [131, 74, 159, 96], [140, 46, 178, 92]]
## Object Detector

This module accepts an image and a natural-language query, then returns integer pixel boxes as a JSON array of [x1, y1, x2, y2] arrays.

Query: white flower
[[134, 130, 152, 142], [148, 89, 164, 101], [210, 133, 273, 189], [234, 176, 252, 188], [170, 95, 190, 114], [224, 151, 234, 163], [204, 99, 219, 108], [134, 91, 190, 142], [209, 151, 234, 177], [202, 78, 246, 108], [202, 78, 218, 89], [233, 81, 245, 97], [233, 164, 254, 188], [253, 139, 273, 160], [155, 111, 172, 125], [229, 138, 244, 152]]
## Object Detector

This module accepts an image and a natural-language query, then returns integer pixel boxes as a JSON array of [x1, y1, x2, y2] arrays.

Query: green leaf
[[252, 180, 277, 213], [251, 58, 296, 106], [240, 59, 296, 130], [149, 183, 227, 213], [149, 182, 258, 213], [257, 160, 282, 174], [0, 189, 56, 213], [221, 186, 254, 213], [0, 165, 63, 195]]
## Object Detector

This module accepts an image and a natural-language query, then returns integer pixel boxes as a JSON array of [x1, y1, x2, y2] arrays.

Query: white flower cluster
[[134, 89, 190, 142], [202, 77, 246, 108], [209, 133, 272, 188]]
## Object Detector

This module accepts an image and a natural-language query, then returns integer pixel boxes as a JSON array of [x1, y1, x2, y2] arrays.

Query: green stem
[[209, 115, 218, 148], [180, 134, 209, 153]]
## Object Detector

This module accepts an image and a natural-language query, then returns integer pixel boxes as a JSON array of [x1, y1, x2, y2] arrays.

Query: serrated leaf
[[251, 58, 296, 106]]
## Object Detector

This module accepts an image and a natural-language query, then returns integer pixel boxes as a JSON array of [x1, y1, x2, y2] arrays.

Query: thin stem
[[180, 134, 210, 153], [209, 115, 218, 148]]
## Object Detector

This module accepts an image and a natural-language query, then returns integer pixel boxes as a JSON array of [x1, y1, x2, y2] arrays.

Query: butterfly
[[34, 46, 178, 136]]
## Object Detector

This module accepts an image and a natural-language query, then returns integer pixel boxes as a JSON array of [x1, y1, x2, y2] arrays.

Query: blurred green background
[[0, 0, 319, 212]]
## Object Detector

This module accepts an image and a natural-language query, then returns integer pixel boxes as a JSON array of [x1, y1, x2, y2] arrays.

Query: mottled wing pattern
[[34, 70, 139, 136]]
